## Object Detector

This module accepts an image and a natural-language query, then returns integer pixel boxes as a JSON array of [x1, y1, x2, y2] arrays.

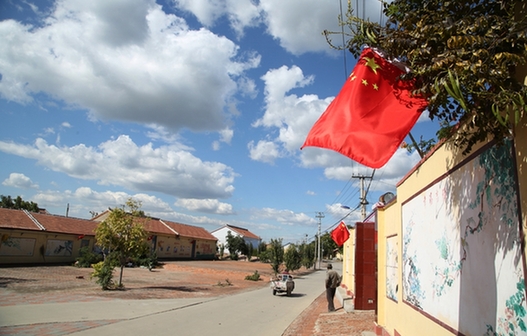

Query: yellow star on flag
[[364, 57, 381, 74]]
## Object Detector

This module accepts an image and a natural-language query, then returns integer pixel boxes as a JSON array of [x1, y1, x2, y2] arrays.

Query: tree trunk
[[119, 264, 124, 287]]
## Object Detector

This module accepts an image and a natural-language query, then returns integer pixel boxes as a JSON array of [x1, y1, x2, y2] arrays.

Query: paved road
[[0, 267, 331, 336]]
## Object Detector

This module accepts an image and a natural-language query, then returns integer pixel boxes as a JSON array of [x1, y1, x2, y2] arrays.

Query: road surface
[[0, 266, 335, 336]]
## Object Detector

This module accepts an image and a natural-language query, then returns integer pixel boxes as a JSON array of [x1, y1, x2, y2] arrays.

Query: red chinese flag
[[331, 222, 350, 247], [301, 48, 428, 168]]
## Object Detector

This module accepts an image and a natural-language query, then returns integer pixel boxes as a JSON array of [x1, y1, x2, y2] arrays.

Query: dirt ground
[[0, 260, 376, 336], [0, 260, 289, 303]]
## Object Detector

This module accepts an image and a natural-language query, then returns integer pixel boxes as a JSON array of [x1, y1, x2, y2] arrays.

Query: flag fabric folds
[[331, 221, 350, 247], [301, 48, 428, 168]]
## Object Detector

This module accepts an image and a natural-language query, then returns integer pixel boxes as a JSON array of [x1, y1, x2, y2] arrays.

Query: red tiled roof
[[214, 224, 260, 240], [92, 210, 216, 241], [0, 208, 42, 231], [31, 212, 99, 235], [0, 208, 98, 235], [162, 220, 217, 241], [0, 208, 216, 242], [142, 217, 178, 236]]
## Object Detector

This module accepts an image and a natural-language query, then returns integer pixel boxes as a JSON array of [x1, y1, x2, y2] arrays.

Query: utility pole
[[352, 174, 372, 220], [316, 211, 324, 269]]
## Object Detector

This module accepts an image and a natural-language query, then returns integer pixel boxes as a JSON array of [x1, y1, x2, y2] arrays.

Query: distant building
[[93, 211, 217, 260], [283, 242, 293, 251], [0, 208, 98, 265], [0, 208, 217, 265], [210, 224, 261, 256]]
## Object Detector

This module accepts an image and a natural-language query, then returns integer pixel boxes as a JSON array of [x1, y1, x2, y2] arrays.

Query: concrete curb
[[336, 286, 355, 312]]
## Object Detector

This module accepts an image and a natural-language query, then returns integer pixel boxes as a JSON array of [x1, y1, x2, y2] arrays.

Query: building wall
[[0, 229, 94, 265], [153, 234, 216, 260], [211, 227, 231, 253], [243, 237, 260, 250], [0, 230, 216, 265], [341, 228, 356, 297], [376, 130, 527, 335], [211, 227, 259, 255]]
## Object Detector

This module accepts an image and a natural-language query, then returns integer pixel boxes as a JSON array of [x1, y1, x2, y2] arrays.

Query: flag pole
[[407, 131, 424, 159]]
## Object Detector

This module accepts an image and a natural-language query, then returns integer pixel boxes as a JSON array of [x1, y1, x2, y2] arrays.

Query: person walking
[[325, 263, 341, 312]]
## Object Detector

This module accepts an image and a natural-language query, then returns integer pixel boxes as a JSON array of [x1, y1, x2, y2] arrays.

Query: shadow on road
[[273, 293, 307, 298]]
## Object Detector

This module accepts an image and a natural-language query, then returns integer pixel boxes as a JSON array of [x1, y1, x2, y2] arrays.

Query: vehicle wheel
[[273, 290, 277, 295]]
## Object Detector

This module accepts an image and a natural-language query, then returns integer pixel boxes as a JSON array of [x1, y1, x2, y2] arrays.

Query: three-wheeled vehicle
[[270, 273, 295, 296]]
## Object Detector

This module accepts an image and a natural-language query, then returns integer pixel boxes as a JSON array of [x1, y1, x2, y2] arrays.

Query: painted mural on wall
[[45, 239, 73, 256], [386, 234, 398, 302], [157, 238, 192, 257], [199, 242, 214, 255], [402, 140, 526, 336], [0, 236, 35, 256]]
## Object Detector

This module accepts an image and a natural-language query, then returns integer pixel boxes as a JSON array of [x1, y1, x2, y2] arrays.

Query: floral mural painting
[[402, 140, 527, 335], [45, 240, 73, 256], [386, 235, 399, 302], [0, 237, 35, 256], [402, 221, 424, 309]]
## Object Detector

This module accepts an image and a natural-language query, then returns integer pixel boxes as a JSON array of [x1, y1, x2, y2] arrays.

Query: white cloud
[[0, 0, 259, 133], [2, 173, 39, 189], [250, 207, 317, 227], [32, 187, 174, 218], [212, 128, 234, 151], [175, 198, 235, 215], [250, 65, 331, 163], [248, 140, 281, 164], [173, 0, 378, 55], [173, 0, 262, 37], [259, 0, 343, 55], [219, 128, 234, 144], [0, 135, 236, 199]]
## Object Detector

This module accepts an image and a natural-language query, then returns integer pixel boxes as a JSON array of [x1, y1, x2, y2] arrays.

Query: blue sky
[[0, 0, 438, 244]]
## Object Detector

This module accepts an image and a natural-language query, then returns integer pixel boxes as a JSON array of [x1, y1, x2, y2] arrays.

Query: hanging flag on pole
[[301, 47, 428, 169], [331, 221, 350, 247]]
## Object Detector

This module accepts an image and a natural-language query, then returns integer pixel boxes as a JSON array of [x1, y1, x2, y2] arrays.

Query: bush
[[91, 260, 114, 290], [134, 252, 159, 270], [259, 250, 271, 263], [244, 270, 261, 281], [229, 253, 239, 260], [75, 246, 103, 268], [216, 279, 233, 287]]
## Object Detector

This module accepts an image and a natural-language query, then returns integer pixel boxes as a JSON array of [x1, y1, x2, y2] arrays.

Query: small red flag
[[331, 222, 350, 247], [301, 48, 428, 168]]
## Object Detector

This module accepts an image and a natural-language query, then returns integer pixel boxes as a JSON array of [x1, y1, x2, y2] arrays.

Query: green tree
[[258, 241, 267, 254], [245, 242, 254, 261], [326, 0, 527, 154], [94, 198, 149, 288], [0, 195, 39, 212], [284, 244, 302, 272], [219, 243, 225, 259], [225, 231, 246, 260], [321, 232, 338, 259], [268, 238, 284, 275], [257, 241, 269, 262], [299, 241, 315, 269]]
